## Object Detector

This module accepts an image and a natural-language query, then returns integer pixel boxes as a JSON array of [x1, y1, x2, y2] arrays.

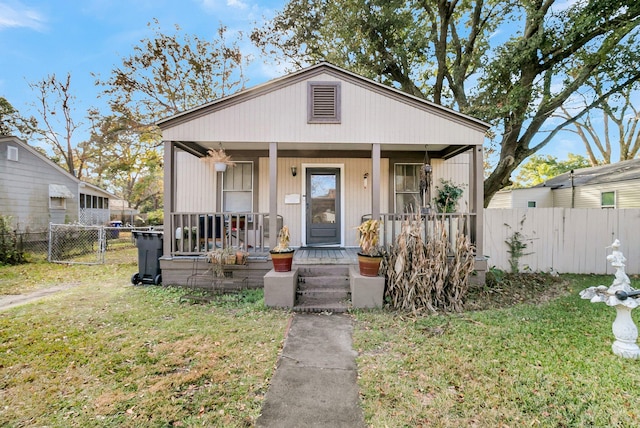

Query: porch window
[[394, 164, 421, 212], [308, 82, 341, 123], [223, 162, 253, 212], [527, 201, 536, 208], [601, 191, 616, 209]]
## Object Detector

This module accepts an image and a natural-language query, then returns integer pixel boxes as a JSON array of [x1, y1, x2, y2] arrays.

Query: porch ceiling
[[178, 140, 454, 154]]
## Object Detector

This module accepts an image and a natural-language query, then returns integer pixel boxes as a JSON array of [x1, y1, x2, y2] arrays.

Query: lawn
[[353, 274, 640, 427], [2, 253, 640, 427], [0, 251, 290, 427]]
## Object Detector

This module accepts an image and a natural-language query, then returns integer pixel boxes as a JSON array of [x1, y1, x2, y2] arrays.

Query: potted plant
[[356, 219, 383, 276], [433, 179, 464, 213], [203, 147, 236, 172], [269, 225, 294, 272]]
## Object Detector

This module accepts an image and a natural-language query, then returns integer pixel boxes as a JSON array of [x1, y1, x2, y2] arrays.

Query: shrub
[[0, 216, 25, 265], [146, 209, 164, 226]]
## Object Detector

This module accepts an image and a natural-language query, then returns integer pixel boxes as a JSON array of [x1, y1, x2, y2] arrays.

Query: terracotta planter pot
[[358, 253, 383, 277], [270, 249, 294, 272]]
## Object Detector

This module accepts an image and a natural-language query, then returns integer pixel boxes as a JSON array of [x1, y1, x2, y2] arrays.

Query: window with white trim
[[222, 162, 253, 212], [308, 82, 341, 123], [601, 191, 616, 209], [394, 164, 421, 213], [7, 146, 18, 162], [527, 201, 536, 208]]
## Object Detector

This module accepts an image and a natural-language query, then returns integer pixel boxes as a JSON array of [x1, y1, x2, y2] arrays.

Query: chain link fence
[[0, 231, 50, 263], [48, 224, 140, 264]]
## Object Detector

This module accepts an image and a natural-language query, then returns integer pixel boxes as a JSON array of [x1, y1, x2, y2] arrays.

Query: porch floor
[[293, 247, 359, 265]]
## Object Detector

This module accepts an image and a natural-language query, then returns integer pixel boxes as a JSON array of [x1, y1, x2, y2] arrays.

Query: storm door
[[305, 168, 341, 246]]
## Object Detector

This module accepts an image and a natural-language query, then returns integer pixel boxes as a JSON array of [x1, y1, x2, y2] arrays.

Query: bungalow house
[[158, 63, 489, 288], [488, 158, 640, 209], [0, 136, 115, 231]]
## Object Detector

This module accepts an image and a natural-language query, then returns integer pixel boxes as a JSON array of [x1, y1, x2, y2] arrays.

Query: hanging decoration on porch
[[420, 149, 432, 213], [203, 143, 236, 172]]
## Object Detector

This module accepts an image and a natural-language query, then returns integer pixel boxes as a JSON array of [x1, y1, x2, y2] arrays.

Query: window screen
[[395, 164, 421, 213], [223, 162, 253, 212]]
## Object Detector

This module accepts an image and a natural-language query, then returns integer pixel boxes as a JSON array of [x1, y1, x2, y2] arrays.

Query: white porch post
[[372, 143, 381, 220], [269, 142, 278, 249], [163, 141, 174, 257]]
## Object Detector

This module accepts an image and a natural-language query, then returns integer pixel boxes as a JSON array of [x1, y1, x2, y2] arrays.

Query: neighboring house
[[110, 199, 140, 225], [0, 136, 116, 231], [488, 158, 640, 209], [157, 62, 489, 285]]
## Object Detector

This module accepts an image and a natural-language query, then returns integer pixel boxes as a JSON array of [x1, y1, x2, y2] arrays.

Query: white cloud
[[227, 0, 248, 9], [0, 1, 46, 31]]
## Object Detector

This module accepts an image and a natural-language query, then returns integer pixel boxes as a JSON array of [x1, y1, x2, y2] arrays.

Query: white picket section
[[483, 208, 640, 275]]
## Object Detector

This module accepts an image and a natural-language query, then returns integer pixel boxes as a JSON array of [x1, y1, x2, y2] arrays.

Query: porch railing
[[364, 212, 476, 250], [170, 212, 282, 256], [170, 211, 476, 257]]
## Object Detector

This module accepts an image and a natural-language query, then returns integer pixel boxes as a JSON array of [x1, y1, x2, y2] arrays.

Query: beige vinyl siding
[[551, 181, 640, 208], [511, 188, 553, 208], [258, 157, 389, 247], [617, 180, 640, 207], [163, 72, 484, 147], [487, 191, 512, 208], [174, 150, 216, 211], [431, 154, 471, 211], [577, 180, 640, 208], [552, 188, 572, 208]]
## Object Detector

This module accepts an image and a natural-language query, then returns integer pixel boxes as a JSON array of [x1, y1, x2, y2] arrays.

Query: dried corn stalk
[[382, 213, 475, 314]]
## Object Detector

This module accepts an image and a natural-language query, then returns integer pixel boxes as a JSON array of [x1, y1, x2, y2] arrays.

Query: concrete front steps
[[294, 265, 351, 313], [263, 264, 385, 311]]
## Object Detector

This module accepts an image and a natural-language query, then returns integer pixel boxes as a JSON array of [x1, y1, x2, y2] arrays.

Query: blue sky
[[1, 0, 629, 166], [0, 0, 286, 126]]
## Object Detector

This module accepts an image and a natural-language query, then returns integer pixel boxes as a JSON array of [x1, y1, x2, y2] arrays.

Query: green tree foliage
[[253, 0, 640, 205], [0, 97, 36, 139], [86, 114, 163, 212], [90, 20, 248, 212], [513, 153, 591, 187], [97, 20, 248, 127]]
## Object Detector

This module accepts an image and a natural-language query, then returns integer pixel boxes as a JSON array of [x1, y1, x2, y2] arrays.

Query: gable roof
[[536, 158, 640, 189], [0, 135, 117, 198], [157, 62, 490, 133]]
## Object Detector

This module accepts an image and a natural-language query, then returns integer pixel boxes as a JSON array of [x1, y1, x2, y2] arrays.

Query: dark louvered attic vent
[[308, 82, 341, 123]]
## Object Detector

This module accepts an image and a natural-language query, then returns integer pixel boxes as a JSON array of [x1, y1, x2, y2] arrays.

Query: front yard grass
[[0, 255, 290, 427], [353, 274, 640, 427], [2, 255, 640, 427]]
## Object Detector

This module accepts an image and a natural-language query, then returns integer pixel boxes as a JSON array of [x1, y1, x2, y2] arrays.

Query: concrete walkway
[[256, 313, 366, 428], [0, 284, 77, 312]]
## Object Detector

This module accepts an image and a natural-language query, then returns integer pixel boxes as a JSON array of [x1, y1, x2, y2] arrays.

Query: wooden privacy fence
[[484, 208, 640, 275]]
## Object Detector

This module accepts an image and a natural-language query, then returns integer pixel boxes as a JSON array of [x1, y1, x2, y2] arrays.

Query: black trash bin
[[131, 230, 163, 285]]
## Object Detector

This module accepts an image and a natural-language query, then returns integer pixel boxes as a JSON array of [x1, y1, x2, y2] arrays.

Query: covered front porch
[[160, 209, 480, 287]]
